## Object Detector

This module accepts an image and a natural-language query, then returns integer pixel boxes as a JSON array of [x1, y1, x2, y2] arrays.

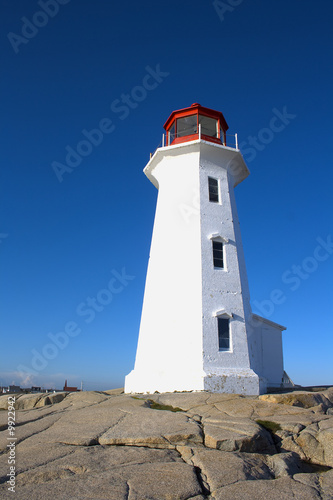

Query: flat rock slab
[[4, 446, 202, 500], [213, 476, 321, 500], [180, 448, 273, 490], [0, 392, 69, 410], [202, 416, 275, 453], [148, 392, 329, 425], [99, 406, 203, 448], [260, 390, 333, 412]]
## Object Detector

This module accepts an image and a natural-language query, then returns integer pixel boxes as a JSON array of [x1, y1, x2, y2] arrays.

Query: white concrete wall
[[125, 147, 205, 393], [262, 325, 284, 386], [247, 315, 284, 387], [198, 143, 260, 394], [259, 322, 284, 387]]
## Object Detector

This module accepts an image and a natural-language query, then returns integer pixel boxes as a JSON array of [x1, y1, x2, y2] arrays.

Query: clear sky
[[1, 0, 332, 391]]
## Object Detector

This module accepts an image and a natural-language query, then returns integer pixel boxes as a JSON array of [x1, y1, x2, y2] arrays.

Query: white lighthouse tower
[[125, 103, 286, 395]]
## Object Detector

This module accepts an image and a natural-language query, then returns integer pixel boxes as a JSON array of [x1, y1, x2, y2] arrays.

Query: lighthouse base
[[125, 367, 266, 396], [204, 368, 266, 396], [124, 368, 205, 394]]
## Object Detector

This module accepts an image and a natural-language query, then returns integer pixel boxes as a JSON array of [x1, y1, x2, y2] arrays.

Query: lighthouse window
[[218, 318, 230, 350], [199, 115, 218, 138], [208, 177, 219, 203], [212, 240, 224, 268], [176, 115, 197, 138]]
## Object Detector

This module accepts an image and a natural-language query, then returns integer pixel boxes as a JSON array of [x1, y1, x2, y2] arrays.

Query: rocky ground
[[0, 387, 332, 499]]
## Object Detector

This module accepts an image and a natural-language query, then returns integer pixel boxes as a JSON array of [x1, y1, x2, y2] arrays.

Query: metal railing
[[164, 124, 238, 148]]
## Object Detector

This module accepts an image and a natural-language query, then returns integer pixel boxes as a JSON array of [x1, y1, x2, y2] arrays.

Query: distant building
[[8, 385, 21, 393], [63, 380, 78, 392]]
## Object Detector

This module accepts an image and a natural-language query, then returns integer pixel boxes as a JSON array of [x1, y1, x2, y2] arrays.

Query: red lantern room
[[163, 103, 229, 147]]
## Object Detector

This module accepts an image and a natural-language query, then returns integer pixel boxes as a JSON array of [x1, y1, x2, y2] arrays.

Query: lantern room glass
[[176, 115, 197, 138], [199, 115, 218, 138]]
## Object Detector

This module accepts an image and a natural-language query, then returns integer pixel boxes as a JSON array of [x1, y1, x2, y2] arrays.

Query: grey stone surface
[[0, 392, 69, 411], [203, 416, 275, 453], [179, 447, 273, 490], [0, 388, 332, 499], [99, 406, 203, 448], [213, 476, 321, 500], [296, 419, 333, 467], [259, 391, 333, 412], [268, 451, 305, 478], [320, 468, 333, 500], [2, 446, 202, 500]]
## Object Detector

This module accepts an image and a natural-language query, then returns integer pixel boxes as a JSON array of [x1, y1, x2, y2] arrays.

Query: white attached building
[[125, 103, 286, 395]]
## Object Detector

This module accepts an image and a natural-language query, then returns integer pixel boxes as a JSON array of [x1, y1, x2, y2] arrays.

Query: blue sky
[[1, 0, 332, 391]]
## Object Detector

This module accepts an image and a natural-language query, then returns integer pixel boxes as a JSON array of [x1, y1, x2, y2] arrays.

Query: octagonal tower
[[125, 104, 286, 395]]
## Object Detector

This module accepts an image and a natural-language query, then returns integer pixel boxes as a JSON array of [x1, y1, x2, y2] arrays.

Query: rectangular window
[[212, 240, 223, 268], [176, 115, 197, 138], [218, 318, 230, 350], [208, 177, 219, 203]]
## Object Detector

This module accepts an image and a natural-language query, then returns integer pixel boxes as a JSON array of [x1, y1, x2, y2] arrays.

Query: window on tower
[[208, 177, 219, 203], [212, 240, 224, 268], [218, 317, 230, 350]]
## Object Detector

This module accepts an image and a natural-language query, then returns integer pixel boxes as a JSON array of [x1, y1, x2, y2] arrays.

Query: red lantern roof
[[163, 103, 229, 146]]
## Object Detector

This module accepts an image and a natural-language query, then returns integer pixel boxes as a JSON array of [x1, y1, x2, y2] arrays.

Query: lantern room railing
[[164, 124, 238, 149], [169, 124, 237, 146]]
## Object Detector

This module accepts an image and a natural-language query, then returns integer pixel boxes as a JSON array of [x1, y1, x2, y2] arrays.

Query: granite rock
[[0, 388, 332, 499]]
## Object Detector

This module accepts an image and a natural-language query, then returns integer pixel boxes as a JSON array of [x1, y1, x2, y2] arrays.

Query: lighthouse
[[125, 103, 286, 395]]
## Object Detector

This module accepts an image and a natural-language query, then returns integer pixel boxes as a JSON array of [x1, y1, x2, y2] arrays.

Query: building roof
[[252, 313, 286, 331]]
